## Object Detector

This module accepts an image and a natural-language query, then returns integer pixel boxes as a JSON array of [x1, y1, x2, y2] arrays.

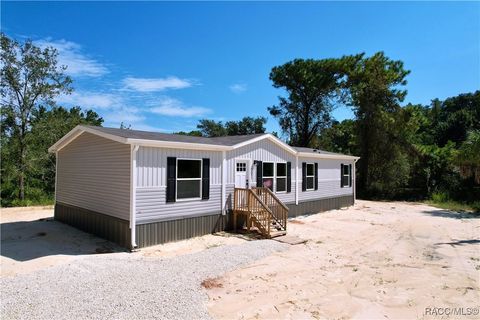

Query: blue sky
[[2, 1, 479, 133]]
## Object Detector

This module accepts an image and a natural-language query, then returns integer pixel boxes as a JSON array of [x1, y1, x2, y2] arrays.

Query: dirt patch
[[201, 277, 224, 289], [206, 200, 480, 320], [288, 219, 305, 224]]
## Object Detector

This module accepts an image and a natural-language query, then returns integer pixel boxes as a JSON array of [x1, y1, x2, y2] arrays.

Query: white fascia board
[[48, 126, 83, 153], [297, 152, 360, 161], [48, 125, 128, 153], [232, 134, 297, 155], [126, 139, 231, 152]]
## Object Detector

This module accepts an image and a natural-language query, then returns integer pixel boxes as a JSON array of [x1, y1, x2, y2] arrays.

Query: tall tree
[[196, 119, 226, 137], [315, 119, 357, 155], [225, 116, 267, 135], [345, 52, 411, 197], [1, 33, 72, 200], [187, 117, 267, 137], [1, 106, 103, 206], [268, 57, 358, 147]]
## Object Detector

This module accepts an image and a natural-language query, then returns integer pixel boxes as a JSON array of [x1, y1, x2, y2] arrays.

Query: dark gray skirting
[[287, 195, 354, 217], [135, 213, 238, 248], [55, 202, 131, 249], [55, 195, 353, 249]]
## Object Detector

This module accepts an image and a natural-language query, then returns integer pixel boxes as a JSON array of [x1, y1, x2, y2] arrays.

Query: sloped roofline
[[48, 125, 360, 160]]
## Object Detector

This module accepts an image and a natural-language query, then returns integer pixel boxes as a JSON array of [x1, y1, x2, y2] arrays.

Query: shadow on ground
[[422, 209, 480, 220], [434, 239, 480, 247], [1, 218, 124, 262]]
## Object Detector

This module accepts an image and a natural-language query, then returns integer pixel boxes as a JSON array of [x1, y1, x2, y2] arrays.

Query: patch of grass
[[201, 277, 223, 289], [425, 199, 480, 213], [425, 192, 480, 213], [8, 197, 54, 207]]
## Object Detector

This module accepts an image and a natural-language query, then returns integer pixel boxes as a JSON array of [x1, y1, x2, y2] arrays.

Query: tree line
[[1, 33, 478, 208]]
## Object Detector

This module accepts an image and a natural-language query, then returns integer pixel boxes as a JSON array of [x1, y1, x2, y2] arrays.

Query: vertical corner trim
[[295, 156, 299, 205], [54, 151, 58, 204], [353, 159, 358, 204], [221, 150, 227, 214], [130, 145, 140, 249]]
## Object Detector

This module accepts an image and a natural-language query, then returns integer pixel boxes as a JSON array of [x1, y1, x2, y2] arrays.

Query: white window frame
[[343, 164, 351, 188], [236, 162, 247, 172], [275, 162, 287, 193], [262, 161, 275, 190], [176, 158, 202, 201], [306, 163, 315, 191]]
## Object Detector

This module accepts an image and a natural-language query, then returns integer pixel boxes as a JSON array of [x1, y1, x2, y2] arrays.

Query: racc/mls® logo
[[424, 306, 479, 317]]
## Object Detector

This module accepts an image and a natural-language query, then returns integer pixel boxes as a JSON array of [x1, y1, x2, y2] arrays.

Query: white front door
[[235, 160, 248, 188]]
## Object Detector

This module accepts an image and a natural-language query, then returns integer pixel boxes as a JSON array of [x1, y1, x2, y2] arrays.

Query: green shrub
[[431, 192, 449, 203]]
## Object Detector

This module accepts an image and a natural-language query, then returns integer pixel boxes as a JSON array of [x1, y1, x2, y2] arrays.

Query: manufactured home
[[49, 125, 359, 249]]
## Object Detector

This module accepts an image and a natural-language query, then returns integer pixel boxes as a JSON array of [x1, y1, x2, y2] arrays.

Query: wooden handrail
[[262, 187, 290, 211], [247, 189, 271, 235], [252, 187, 288, 231], [233, 187, 287, 237]]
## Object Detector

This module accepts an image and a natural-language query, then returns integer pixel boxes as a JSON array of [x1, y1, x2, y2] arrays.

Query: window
[[236, 162, 246, 172], [276, 163, 287, 192], [262, 162, 274, 190], [342, 164, 351, 187], [306, 163, 315, 190], [177, 159, 202, 200]]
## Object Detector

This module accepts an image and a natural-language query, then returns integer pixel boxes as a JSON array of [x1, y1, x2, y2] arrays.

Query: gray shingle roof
[[293, 146, 351, 157], [84, 126, 266, 146]]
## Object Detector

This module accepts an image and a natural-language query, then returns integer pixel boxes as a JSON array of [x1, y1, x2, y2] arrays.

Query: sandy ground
[[206, 200, 480, 320], [0, 206, 251, 278], [1, 201, 479, 320]]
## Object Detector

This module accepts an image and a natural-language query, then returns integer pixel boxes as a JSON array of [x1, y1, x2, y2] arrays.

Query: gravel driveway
[[1, 240, 287, 319]]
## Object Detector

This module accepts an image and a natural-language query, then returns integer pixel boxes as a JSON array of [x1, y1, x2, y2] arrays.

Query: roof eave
[[126, 139, 231, 151], [297, 152, 360, 161]]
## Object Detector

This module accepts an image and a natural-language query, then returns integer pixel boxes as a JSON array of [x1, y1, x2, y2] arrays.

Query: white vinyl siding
[[135, 147, 223, 224], [136, 147, 222, 187], [298, 158, 354, 202], [56, 132, 131, 221], [226, 139, 296, 204]]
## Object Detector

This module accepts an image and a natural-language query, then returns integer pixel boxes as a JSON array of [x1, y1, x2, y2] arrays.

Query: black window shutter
[[302, 162, 307, 191], [201, 158, 210, 200], [314, 163, 318, 190], [166, 157, 176, 202], [286, 162, 292, 193], [340, 164, 344, 188], [255, 160, 262, 188], [349, 164, 352, 187]]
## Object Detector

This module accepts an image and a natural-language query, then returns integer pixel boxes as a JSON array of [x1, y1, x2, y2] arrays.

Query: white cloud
[[57, 92, 120, 109], [149, 97, 212, 117], [35, 39, 108, 77], [229, 83, 247, 94], [122, 76, 193, 92]]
